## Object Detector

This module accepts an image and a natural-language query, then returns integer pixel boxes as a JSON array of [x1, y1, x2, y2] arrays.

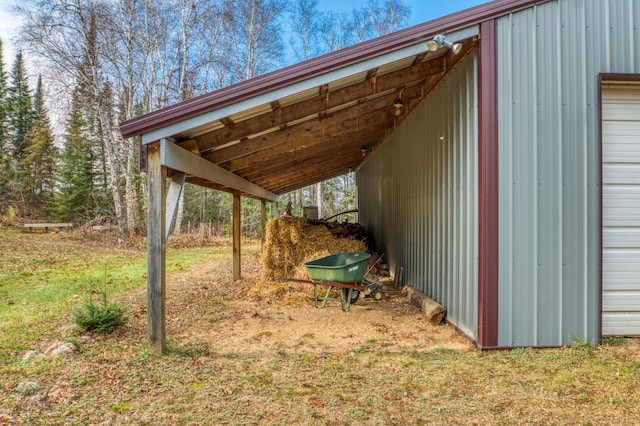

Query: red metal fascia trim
[[597, 73, 640, 344], [599, 73, 640, 82], [477, 19, 499, 349], [120, 0, 552, 139]]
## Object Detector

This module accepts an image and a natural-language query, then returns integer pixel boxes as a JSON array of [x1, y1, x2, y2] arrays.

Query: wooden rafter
[[166, 39, 478, 196]]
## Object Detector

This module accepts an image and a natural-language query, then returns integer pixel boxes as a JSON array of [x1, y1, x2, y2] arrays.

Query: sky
[[316, 0, 488, 26], [0, 0, 488, 66], [0, 0, 19, 63]]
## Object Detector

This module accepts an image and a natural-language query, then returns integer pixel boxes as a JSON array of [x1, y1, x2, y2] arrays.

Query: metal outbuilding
[[120, 0, 640, 353]]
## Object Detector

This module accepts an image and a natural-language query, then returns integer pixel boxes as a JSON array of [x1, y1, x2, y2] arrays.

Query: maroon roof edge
[[119, 0, 551, 139]]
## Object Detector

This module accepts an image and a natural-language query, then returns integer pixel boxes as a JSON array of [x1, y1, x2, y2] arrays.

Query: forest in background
[[0, 0, 412, 237]]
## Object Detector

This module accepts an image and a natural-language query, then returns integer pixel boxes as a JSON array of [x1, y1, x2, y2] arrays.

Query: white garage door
[[602, 83, 640, 336]]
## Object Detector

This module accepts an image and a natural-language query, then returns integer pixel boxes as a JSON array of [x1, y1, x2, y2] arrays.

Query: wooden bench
[[18, 223, 73, 233], [91, 225, 118, 231]]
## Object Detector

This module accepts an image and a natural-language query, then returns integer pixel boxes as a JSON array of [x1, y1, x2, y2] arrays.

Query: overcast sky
[[0, 0, 19, 63]]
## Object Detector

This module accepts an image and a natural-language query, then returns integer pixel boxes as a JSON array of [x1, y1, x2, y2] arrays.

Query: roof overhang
[[120, 0, 551, 198]]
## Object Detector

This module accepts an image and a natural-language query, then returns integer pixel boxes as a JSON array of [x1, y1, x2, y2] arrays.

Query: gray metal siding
[[358, 54, 478, 338], [497, 0, 640, 346]]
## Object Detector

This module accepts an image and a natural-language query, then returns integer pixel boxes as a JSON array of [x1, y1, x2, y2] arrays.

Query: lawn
[[1, 226, 639, 425]]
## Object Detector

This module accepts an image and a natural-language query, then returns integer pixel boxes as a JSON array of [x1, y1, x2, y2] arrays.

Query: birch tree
[[288, 0, 321, 62], [10, 0, 411, 235], [230, 0, 286, 81], [17, 1, 128, 230], [0, 39, 10, 208]]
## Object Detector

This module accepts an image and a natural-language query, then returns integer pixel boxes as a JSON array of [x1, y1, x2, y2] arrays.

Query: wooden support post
[[272, 201, 278, 218], [147, 142, 167, 355], [165, 172, 186, 240], [232, 190, 241, 281], [260, 199, 267, 244]]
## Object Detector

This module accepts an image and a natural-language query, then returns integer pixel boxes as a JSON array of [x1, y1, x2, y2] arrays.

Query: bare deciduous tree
[[230, 0, 286, 81], [12, 0, 410, 235]]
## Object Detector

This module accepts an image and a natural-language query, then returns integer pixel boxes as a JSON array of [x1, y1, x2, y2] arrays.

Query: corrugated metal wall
[[358, 54, 479, 338], [497, 0, 640, 346]]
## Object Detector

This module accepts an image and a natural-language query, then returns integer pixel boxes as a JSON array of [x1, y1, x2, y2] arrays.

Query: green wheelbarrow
[[303, 252, 371, 312]]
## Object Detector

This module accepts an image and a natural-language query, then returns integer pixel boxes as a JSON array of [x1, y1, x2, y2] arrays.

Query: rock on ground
[[43, 341, 76, 358], [16, 381, 40, 395]]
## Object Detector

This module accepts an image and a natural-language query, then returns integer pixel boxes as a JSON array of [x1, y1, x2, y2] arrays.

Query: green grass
[[0, 228, 255, 355], [2, 227, 640, 425]]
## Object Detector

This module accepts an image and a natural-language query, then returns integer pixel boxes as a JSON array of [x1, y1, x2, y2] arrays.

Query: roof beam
[[203, 84, 423, 164], [183, 57, 445, 152], [231, 122, 390, 177], [252, 143, 373, 186], [159, 138, 278, 201], [262, 152, 365, 193], [223, 120, 392, 174]]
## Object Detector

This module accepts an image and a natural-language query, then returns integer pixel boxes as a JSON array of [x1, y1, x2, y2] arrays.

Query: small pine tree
[[50, 90, 95, 223], [72, 282, 128, 333]]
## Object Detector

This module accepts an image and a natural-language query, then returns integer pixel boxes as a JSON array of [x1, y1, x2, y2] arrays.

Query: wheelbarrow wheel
[[342, 288, 360, 304]]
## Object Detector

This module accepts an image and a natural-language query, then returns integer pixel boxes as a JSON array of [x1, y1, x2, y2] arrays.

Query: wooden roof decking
[[180, 40, 476, 196]]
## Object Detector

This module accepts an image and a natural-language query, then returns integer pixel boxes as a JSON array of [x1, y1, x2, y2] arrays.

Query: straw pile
[[248, 216, 368, 304]]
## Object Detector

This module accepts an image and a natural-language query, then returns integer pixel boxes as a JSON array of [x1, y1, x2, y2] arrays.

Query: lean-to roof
[[120, 0, 549, 197]]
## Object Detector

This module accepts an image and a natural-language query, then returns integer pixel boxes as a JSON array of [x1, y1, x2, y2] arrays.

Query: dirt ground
[[5, 231, 640, 425], [161, 252, 473, 356]]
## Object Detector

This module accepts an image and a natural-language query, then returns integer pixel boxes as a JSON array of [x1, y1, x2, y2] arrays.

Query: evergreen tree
[[0, 39, 10, 209], [50, 90, 95, 223], [0, 39, 8, 147], [6, 52, 34, 156], [3, 51, 36, 216], [19, 76, 58, 216]]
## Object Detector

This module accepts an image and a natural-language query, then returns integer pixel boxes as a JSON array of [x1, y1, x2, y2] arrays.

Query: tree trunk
[[125, 141, 137, 234], [103, 132, 126, 236], [316, 181, 322, 219], [402, 285, 446, 325], [174, 190, 184, 235]]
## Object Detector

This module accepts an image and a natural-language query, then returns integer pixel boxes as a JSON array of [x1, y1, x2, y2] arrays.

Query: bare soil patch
[[148, 249, 473, 357]]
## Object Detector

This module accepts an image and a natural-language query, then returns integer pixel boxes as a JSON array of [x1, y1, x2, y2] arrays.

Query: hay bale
[[251, 217, 368, 302], [261, 217, 366, 281]]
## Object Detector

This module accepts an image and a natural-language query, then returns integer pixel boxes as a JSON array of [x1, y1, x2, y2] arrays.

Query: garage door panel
[[603, 214, 640, 227], [603, 261, 640, 273], [602, 229, 640, 247], [602, 121, 640, 141], [602, 279, 640, 291], [603, 165, 640, 184], [602, 84, 640, 336], [602, 251, 640, 298], [602, 105, 640, 120], [603, 146, 640, 163], [603, 146, 640, 164], [602, 292, 640, 311], [601, 313, 640, 336]]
